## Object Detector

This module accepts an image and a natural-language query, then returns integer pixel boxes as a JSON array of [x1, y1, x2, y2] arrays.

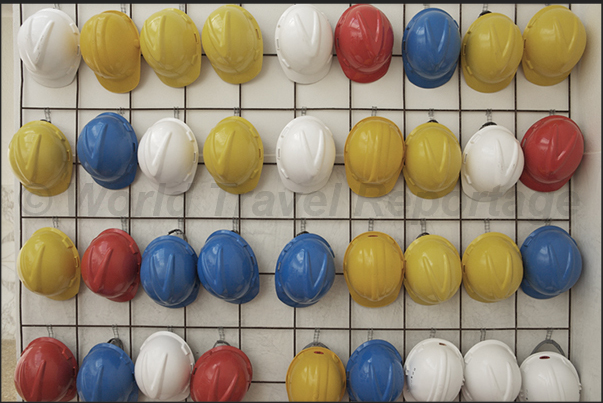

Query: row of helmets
[[15, 330, 252, 402], [14, 330, 582, 402], [8, 111, 585, 201], [18, 4, 586, 92], [17, 220, 582, 308]]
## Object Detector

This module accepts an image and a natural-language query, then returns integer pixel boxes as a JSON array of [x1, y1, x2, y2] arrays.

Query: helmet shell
[[520, 115, 584, 192], [77, 342, 138, 402], [520, 225, 582, 299], [140, 235, 200, 308], [402, 8, 461, 89], [14, 337, 78, 402], [78, 112, 138, 190], [335, 4, 394, 83], [275, 233, 336, 308], [197, 230, 260, 304], [190, 345, 253, 402], [518, 351, 581, 401], [286, 346, 346, 401], [346, 339, 404, 402], [81, 228, 141, 302]]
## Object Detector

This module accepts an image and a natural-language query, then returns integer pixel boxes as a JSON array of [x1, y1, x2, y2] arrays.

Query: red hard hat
[[190, 345, 253, 402], [14, 337, 78, 402], [81, 228, 141, 302], [520, 115, 585, 192], [335, 4, 394, 83]]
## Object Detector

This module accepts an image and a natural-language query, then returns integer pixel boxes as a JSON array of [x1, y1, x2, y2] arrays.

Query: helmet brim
[[404, 168, 458, 199], [277, 57, 332, 85], [461, 55, 516, 93], [519, 166, 569, 192], [345, 164, 400, 198], [520, 278, 558, 299], [91, 164, 138, 190], [338, 56, 392, 84], [95, 65, 140, 94], [214, 164, 263, 195], [521, 60, 569, 87], [460, 171, 510, 202], [155, 58, 201, 88], [277, 169, 332, 195], [403, 59, 458, 89], [46, 273, 81, 301]]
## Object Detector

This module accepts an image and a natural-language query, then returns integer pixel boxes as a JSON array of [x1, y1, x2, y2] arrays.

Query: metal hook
[[530, 329, 566, 357], [546, 328, 553, 340], [418, 218, 428, 238], [484, 218, 490, 233], [121, 217, 128, 233], [117, 107, 125, 116], [232, 217, 240, 234], [53, 4, 60, 10], [486, 109, 492, 123], [213, 327, 230, 347], [301, 106, 307, 116], [423, 4, 430, 9], [120, 4, 127, 14], [480, 328, 487, 342], [367, 329, 374, 341], [168, 227, 187, 243], [44, 108, 51, 123], [47, 325, 54, 338], [300, 218, 307, 234], [549, 109, 556, 116], [544, 218, 552, 226], [429, 328, 436, 338], [108, 325, 124, 350], [368, 219, 374, 232], [167, 325, 174, 333], [428, 108, 436, 123], [112, 324, 119, 339], [174, 107, 179, 119], [234, 106, 240, 117], [179, 3, 185, 12], [52, 216, 59, 229], [313, 328, 320, 344], [481, 4, 489, 14], [371, 106, 378, 117]]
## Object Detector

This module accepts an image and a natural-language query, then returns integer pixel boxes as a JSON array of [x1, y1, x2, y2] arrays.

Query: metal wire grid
[[15, 3, 574, 400]]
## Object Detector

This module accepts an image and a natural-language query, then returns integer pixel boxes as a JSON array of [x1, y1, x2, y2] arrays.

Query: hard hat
[[404, 234, 462, 306], [140, 8, 202, 88], [402, 8, 461, 89], [17, 227, 80, 301], [203, 116, 263, 195], [202, 5, 263, 84], [140, 234, 200, 308], [81, 228, 141, 302], [197, 230, 259, 304], [403, 338, 464, 402], [522, 5, 586, 86], [335, 4, 394, 83], [462, 232, 523, 303], [344, 231, 405, 308], [518, 351, 581, 401], [346, 339, 404, 402], [275, 4, 333, 84], [520, 115, 585, 192], [275, 232, 336, 308], [80, 10, 141, 93], [286, 346, 346, 401], [17, 8, 81, 88], [138, 117, 199, 195], [190, 344, 253, 402], [461, 12, 523, 93], [9, 120, 73, 197], [403, 121, 462, 199], [461, 339, 521, 402], [520, 225, 582, 299], [276, 116, 336, 194], [344, 116, 405, 198], [461, 123, 524, 201], [14, 337, 78, 402], [77, 342, 138, 402], [135, 331, 195, 401], [78, 112, 138, 190]]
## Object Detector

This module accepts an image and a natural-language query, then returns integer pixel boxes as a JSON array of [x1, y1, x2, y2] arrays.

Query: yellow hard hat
[[344, 117, 405, 198], [522, 5, 586, 86], [461, 12, 523, 93], [344, 231, 405, 308], [80, 10, 141, 93], [203, 116, 264, 195], [462, 232, 523, 303], [404, 234, 462, 306], [202, 5, 263, 84], [17, 227, 80, 301], [286, 346, 346, 402], [8, 120, 73, 197], [403, 121, 462, 199], [140, 8, 202, 88]]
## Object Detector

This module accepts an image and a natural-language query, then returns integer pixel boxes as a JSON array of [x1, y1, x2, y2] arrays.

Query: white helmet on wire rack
[[17, 8, 81, 88], [403, 337, 465, 401], [276, 115, 336, 194], [461, 123, 524, 202], [138, 117, 199, 195], [518, 350, 581, 401], [461, 339, 522, 401], [134, 331, 195, 401], [275, 4, 334, 84]]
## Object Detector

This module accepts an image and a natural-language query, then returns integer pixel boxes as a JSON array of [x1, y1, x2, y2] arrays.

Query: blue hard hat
[[197, 230, 260, 304], [140, 235, 200, 308], [520, 225, 582, 299], [77, 342, 138, 402], [402, 8, 461, 89], [78, 112, 138, 189], [275, 232, 335, 308], [346, 339, 404, 402]]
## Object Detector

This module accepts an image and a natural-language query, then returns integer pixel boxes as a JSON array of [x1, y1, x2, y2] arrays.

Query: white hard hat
[[138, 117, 199, 195], [403, 338, 465, 401], [518, 351, 581, 401], [276, 115, 336, 194], [461, 124, 524, 202], [275, 4, 334, 84], [134, 331, 195, 401], [462, 340, 522, 401], [18, 8, 81, 88]]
